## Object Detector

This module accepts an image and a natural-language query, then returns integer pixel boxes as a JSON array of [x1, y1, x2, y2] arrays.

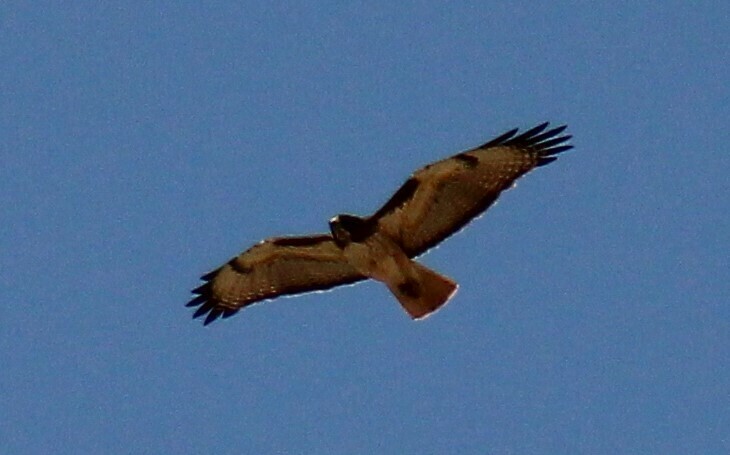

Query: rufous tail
[[387, 261, 458, 319]]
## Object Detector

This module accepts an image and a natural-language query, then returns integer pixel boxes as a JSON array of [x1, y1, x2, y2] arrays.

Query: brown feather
[[187, 123, 572, 324], [187, 236, 366, 325], [371, 123, 572, 257]]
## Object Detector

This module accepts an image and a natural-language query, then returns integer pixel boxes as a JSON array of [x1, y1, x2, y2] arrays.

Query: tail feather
[[387, 261, 458, 319]]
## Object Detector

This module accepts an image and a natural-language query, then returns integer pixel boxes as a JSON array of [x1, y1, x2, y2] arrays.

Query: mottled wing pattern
[[187, 234, 367, 325], [371, 123, 572, 257]]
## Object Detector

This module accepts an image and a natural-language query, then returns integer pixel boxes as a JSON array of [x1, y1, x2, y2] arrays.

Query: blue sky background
[[2, 2, 728, 454]]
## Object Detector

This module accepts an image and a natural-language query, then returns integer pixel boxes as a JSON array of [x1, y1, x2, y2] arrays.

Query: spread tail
[[387, 261, 458, 319]]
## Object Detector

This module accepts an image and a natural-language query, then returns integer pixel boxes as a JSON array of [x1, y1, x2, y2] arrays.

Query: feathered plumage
[[187, 122, 573, 325]]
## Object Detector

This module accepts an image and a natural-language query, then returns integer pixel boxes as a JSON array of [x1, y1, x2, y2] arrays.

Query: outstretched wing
[[371, 123, 572, 257], [187, 234, 367, 325]]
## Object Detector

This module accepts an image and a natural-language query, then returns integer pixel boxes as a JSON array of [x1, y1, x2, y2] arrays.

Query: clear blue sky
[[2, 2, 728, 454]]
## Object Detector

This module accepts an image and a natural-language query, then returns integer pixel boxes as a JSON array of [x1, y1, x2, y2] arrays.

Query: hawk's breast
[[341, 232, 410, 284]]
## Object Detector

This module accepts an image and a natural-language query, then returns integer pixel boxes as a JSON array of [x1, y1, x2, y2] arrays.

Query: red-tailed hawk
[[187, 122, 572, 325]]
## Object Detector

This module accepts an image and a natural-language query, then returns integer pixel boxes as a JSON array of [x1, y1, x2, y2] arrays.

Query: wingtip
[[536, 156, 558, 166], [191, 282, 212, 295], [186, 295, 207, 308], [203, 309, 223, 325], [188, 274, 237, 325], [200, 268, 220, 281], [480, 122, 572, 150], [222, 309, 239, 319], [192, 302, 212, 319], [543, 144, 574, 156], [519, 122, 550, 139], [479, 127, 519, 148], [513, 122, 573, 156]]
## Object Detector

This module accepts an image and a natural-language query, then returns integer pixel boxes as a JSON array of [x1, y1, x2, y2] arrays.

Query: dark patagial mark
[[372, 177, 420, 220], [455, 153, 479, 168], [271, 235, 332, 248], [228, 257, 252, 274]]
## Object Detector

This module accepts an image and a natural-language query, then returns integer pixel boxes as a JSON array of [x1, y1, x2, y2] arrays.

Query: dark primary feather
[[486, 122, 572, 156], [371, 122, 573, 257]]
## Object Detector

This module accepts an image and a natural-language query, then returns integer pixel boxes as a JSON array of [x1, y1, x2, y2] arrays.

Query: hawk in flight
[[187, 122, 572, 325]]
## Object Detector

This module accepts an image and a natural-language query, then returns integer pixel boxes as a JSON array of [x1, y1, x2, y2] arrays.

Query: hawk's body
[[187, 122, 573, 325], [330, 215, 458, 318]]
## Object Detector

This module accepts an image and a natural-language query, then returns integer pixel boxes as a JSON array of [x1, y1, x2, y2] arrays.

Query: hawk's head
[[329, 214, 373, 248]]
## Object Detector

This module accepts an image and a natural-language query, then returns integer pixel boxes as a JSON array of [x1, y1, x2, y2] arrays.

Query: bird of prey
[[187, 122, 572, 325]]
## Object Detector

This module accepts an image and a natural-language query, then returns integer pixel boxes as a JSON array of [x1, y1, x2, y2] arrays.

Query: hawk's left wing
[[370, 123, 572, 257], [187, 234, 367, 325]]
